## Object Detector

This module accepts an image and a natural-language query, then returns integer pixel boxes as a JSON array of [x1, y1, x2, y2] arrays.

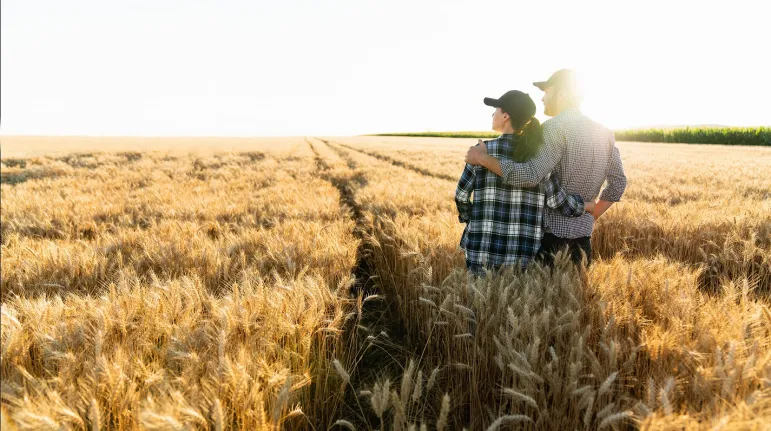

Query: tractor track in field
[[319, 138, 358, 170], [306, 138, 410, 426], [320, 138, 457, 182], [308, 138, 331, 171], [307, 138, 374, 292]]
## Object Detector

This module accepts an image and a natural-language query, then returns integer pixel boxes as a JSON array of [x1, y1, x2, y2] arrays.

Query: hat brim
[[533, 81, 549, 90], [483, 97, 500, 107]]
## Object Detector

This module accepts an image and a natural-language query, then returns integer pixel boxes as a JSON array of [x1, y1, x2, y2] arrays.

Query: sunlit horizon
[[2, 0, 769, 137]]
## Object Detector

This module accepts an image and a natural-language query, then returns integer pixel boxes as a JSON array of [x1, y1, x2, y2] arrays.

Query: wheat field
[[1, 136, 770, 430]]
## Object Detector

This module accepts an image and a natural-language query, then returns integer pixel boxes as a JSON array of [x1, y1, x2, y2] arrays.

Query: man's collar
[[557, 107, 581, 116]]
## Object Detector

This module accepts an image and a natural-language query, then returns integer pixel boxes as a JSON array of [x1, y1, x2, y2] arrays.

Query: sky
[[1, 0, 769, 137]]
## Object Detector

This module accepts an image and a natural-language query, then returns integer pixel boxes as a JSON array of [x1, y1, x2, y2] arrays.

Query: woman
[[455, 90, 593, 276]]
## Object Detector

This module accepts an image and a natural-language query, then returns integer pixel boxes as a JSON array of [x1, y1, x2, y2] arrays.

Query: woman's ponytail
[[510, 117, 544, 162]]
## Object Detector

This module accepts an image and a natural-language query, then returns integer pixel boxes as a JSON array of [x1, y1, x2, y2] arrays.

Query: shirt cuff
[[575, 197, 586, 215], [599, 190, 622, 202]]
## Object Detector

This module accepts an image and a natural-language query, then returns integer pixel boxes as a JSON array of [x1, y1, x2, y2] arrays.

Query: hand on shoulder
[[465, 140, 489, 165]]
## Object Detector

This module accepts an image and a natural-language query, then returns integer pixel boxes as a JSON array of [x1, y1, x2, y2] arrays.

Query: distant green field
[[370, 131, 499, 139], [371, 126, 771, 146], [614, 127, 770, 146]]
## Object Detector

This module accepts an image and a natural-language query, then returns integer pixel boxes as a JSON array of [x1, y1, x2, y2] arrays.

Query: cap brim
[[533, 81, 549, 90], [483, 97, 500, 107]]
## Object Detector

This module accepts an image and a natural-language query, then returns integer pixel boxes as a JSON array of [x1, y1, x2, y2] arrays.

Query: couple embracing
[[456, 69, 627, 276]]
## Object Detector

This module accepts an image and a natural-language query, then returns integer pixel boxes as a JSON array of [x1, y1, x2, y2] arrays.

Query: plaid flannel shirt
[[455, 134, 586, 269], [499, 108, 627, 239]]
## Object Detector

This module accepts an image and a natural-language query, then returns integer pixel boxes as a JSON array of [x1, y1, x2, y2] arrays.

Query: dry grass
[[2, 136, 770, 429]]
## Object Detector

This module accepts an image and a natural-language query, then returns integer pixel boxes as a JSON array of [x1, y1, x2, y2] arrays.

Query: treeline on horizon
[[371, 126, 771, 146]]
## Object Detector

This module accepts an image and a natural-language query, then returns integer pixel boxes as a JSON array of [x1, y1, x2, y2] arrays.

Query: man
[[465, 69, 627, 266], [456, 90, 592, 276]]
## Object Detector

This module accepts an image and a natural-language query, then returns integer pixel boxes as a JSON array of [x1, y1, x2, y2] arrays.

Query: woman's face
[[491, 107, 508, 132]]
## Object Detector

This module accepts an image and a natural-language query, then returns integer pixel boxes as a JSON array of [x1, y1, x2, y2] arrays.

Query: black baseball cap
[[533, 68, 578, 91], [483, 90, 536, 121]]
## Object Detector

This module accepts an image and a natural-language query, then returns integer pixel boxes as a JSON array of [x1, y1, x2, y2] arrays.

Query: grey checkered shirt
[[499, 108, 627, 239]]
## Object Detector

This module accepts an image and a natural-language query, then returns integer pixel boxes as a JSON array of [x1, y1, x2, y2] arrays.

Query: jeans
[[536, 232, 592, 267]]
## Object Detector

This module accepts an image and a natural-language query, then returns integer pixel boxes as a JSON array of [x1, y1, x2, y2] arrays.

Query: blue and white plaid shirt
[[456, 133, 586, 269]]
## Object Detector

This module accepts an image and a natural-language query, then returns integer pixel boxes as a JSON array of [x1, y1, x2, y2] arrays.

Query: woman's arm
[[455, 164, 476, 223], [542, 172, 594, 217]]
